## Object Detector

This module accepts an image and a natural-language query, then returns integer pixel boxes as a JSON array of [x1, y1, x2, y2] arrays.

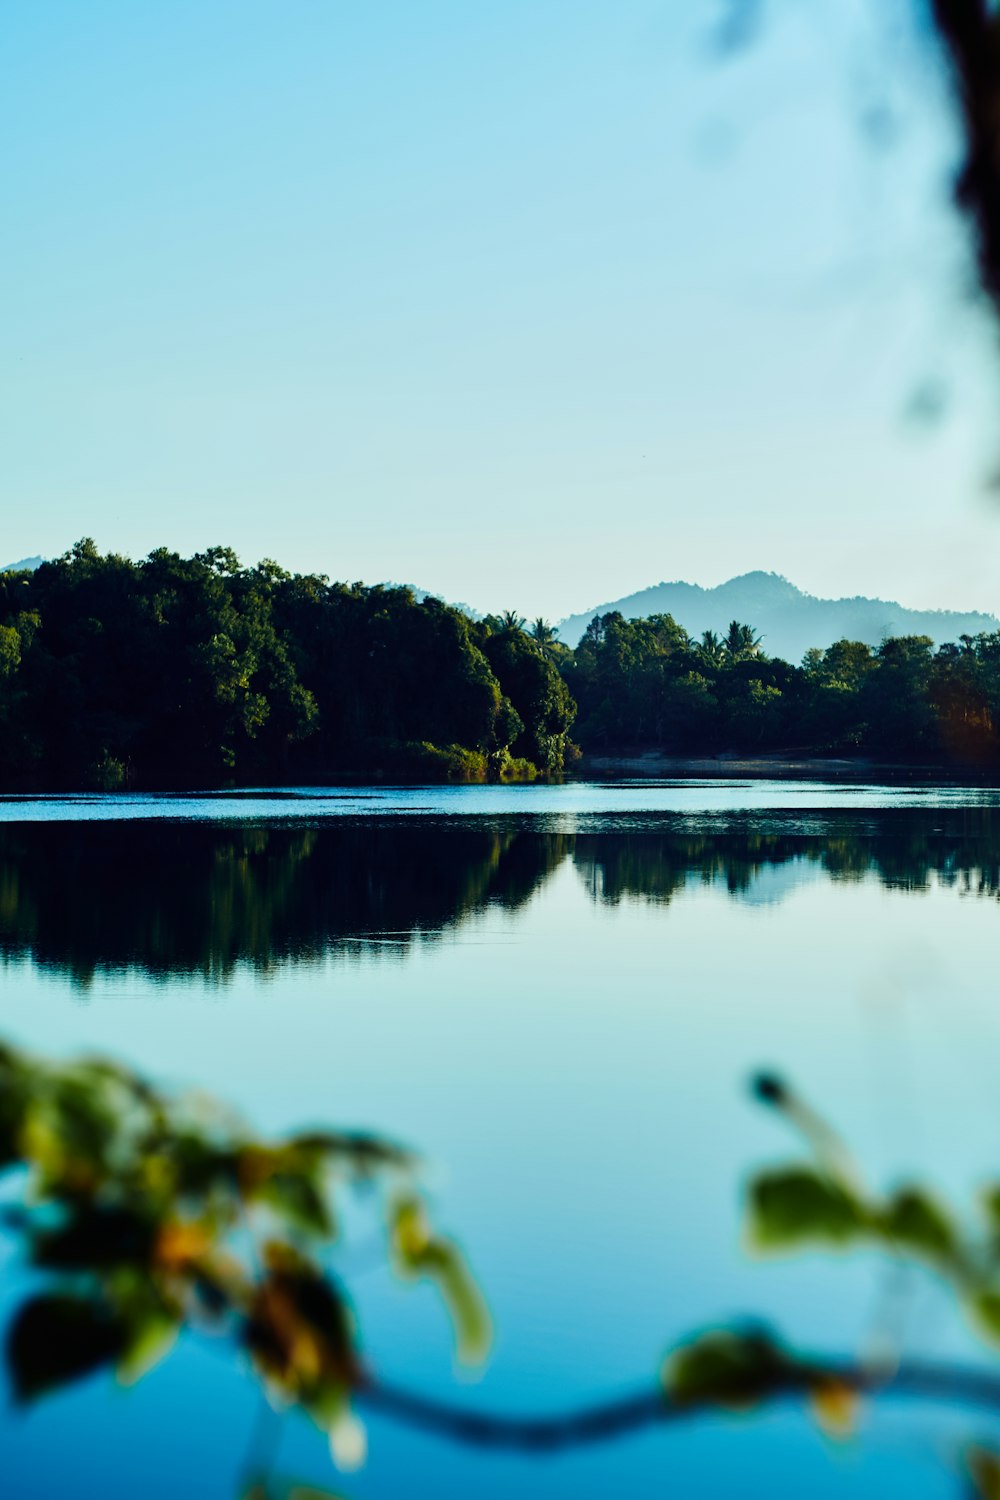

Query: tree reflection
[[0, 822, 569, 985], [574, 809, 1000, 904], [4, 810, 1000, 984]]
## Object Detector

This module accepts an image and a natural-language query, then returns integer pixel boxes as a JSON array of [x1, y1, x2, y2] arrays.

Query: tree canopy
[[0, 545, 575, 789], [4, 543, 1000, 789]]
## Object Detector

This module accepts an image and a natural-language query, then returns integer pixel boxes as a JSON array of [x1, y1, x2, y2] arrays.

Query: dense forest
[[2, 541, 1000, 788]]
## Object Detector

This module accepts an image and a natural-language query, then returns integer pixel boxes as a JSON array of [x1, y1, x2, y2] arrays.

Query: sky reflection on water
[[5, 776, 1000, 822]]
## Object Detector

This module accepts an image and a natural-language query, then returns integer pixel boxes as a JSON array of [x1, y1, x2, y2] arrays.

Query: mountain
[[557, 572, 1000, 660], [383, 582, 482, 620], [1, 556, 42, 573]]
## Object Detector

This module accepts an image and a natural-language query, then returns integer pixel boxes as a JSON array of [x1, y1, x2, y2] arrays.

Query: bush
[[375, 740, 489, 782], [87, 753, 127, 792]]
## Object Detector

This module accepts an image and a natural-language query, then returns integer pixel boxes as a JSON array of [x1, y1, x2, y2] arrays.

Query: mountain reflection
[[2, 809, 1000, 984]]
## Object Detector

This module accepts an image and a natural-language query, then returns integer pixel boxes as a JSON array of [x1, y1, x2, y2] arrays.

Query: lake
[[3, 781, 1000, 1497]]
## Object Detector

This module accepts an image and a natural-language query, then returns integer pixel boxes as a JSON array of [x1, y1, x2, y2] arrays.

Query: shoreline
[[575, 752, 981, 782]]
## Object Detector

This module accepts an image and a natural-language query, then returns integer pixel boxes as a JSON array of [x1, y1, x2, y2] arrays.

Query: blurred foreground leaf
[[968, 1446, 1000, 1500], [0, 1033, 486, 1480], [663, 1329, 788, 1410], [808, 1378, 860, 1440], [749, 1169, 866, 1250], [968, 1291, 1000, 1345], [881, 1188, 956, 1262], [7, 1293, 125, 1401], [390, 1196, 492, 1365]]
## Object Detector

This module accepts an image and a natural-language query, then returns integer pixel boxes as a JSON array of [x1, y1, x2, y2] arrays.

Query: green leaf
[[968, 1445, 1000, 1500], [748, 1168, 865, 1250], [168, 1131, 240, 1196], [389, 1198, 492, 1365], [664, 1329, 787, 1409], [292, 1129, 413, 1173], [116, 1308, 179, 1386], [419, 1241, 492, 1366], [880, 1187, 956, 1260], [969, 1288, 1000, 1345], [253, 1172, 333, 1236], [6, 1293, 125, 1402], [981, 1187, 1000, 1239]]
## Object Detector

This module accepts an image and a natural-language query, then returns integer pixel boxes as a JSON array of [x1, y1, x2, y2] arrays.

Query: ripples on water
[[4, 776, 1000, 822]]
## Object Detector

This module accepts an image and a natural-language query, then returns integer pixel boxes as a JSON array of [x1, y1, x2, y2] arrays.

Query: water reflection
[[0, 823, 569, 984], [4, 809, 1000, 984], [4, 803, 1000, 1500], [575, 809, 1000, 902]]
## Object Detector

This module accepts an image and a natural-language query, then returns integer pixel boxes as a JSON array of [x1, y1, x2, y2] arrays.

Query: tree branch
[[356, 1356, 1000, 1453]]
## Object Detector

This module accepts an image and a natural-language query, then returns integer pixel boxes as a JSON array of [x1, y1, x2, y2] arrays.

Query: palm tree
[[724, 620, 763, 661], [500, 610, 526, 634], [530, 618, 559, 658], [699, 629, 725, 668]]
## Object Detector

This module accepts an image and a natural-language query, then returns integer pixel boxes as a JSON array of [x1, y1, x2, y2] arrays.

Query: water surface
[[2, 783, 999, 1498]]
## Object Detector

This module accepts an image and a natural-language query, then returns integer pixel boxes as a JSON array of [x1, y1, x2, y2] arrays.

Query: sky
[[3, 0, 1000, 622]]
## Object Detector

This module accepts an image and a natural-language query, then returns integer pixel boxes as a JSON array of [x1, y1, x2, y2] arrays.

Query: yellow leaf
[[809, 1378, 859, 1439], [154, 1219, 213, 1271], [116, 1315, 178, 1386]]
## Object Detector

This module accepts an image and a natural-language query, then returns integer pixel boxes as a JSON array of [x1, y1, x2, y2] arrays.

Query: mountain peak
[[718, 571, 801, 600], [557, 574, 999, 657]]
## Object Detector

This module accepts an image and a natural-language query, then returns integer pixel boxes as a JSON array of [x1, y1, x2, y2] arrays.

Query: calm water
[[4, 781, 1000, 1497]]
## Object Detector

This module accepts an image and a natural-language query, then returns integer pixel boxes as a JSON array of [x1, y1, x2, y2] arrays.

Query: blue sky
[[3, 1, 999, 621]]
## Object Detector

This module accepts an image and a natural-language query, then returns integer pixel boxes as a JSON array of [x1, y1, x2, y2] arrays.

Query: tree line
[[0, 541, 573, 789], [2, 541, 1000, 788], [567, 608, 1000, 764]]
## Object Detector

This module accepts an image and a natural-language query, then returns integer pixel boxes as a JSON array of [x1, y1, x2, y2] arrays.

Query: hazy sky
[[4, 1, 1000, 621]]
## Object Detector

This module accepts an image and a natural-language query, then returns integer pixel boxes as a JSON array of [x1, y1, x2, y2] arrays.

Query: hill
[[557, 572, 1000, 659], [1, 556, 43, 574]]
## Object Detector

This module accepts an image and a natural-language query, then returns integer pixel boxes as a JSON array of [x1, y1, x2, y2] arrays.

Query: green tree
[[724, 620, 764, 662]]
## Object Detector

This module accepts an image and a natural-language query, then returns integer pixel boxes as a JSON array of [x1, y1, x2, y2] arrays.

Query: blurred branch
[[356, 1351, 1000, 1451], [11, 1037, 1000, 1486], [931, 1, 1000, 311]]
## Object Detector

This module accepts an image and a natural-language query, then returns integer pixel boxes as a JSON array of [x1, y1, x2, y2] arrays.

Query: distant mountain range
[[557, 572, 1000, 661], [3, 558, 996, 663]]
